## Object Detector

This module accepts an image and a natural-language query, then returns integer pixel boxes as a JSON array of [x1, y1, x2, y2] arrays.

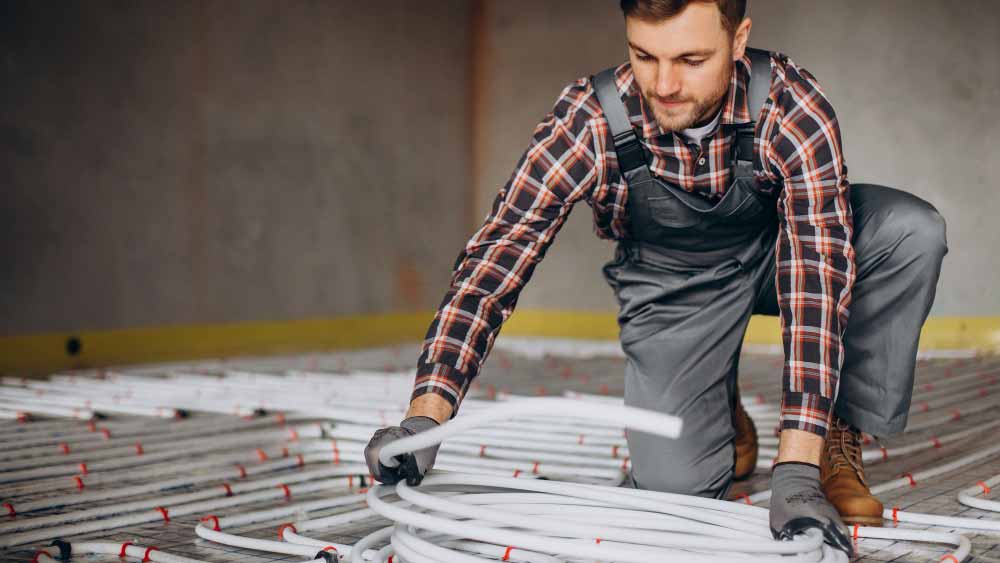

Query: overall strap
[[592, 69, 649, 175], [735, 47, 773, 162]]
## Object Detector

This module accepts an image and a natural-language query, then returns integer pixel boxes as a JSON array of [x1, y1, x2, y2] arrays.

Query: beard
[[642, 60, 733, 132]]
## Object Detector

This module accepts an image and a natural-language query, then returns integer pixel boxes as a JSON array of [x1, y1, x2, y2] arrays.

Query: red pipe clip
[[154, 506, 170, 523], [201, 515, 221, 531], [277, 523, 297, 539]]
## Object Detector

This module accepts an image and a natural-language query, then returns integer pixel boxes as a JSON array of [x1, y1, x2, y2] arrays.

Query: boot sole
[[840, 515, 883, 527]]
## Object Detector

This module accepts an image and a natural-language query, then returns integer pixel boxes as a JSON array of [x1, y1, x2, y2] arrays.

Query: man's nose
[[655, 63, 682, 98]]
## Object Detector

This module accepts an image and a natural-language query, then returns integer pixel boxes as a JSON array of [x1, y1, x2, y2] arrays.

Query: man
[[365, 0, 947, 555]]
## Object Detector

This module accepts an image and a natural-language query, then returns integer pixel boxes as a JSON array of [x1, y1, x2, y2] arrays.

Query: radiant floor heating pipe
[[3, 360, 996, 560]]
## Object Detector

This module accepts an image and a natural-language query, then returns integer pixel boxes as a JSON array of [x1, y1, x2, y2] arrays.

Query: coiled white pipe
[[377, 397, 680, 467], [366, 475, 839, 562]]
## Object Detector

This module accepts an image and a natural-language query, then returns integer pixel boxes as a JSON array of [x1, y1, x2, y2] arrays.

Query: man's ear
[[732, 17, 752, 60]]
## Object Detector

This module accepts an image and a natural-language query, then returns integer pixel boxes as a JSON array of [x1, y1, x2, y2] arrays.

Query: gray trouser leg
[[836, 185, 947, 435], [606, 242, 774, 499], [755, 184, 948, 437]]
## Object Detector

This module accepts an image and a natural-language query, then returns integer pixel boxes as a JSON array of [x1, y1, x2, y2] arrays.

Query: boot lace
[[826, 418, 867, 485]]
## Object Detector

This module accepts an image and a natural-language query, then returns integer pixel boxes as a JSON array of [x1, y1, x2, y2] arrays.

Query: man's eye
[[685, 59, 705, 67], [636, 53, 654, 61]]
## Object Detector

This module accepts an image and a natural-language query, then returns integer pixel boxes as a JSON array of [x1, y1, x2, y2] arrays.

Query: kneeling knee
[[632, 460, 733, 499], [885, 198, 948, 259]]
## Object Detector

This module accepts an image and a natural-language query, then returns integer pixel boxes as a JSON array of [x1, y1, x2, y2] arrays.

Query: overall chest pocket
[[720, 178, 771, 222], [646, 194, 703, 228]]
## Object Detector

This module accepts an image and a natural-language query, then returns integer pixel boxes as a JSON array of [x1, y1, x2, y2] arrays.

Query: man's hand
[[364, 416, 440, 486], [769, 461, 854, 557]]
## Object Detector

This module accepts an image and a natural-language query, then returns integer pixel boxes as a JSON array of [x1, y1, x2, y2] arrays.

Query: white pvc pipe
[[957, 473, 1000, 513], [31, 541, 209, 563], [0, 472, 363, 547], [378, 397, 681, 468]]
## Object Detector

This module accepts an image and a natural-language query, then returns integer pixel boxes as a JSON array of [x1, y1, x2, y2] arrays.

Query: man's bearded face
[[626, 3, 738, 132]]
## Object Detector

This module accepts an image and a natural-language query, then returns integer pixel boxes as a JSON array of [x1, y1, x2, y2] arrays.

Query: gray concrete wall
[[5, 0, 997, 341], [1, 1, 473, 335], [473, 0, 1000, 316]]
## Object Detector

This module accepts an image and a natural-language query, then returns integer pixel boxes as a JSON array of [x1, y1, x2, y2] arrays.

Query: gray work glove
[[769, 461, 854, 557], [364, 416, 440, 486]]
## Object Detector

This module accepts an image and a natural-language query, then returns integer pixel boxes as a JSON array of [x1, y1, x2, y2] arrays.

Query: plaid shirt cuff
[[779, 391, 835, 438], [411, 361, 472, 418]]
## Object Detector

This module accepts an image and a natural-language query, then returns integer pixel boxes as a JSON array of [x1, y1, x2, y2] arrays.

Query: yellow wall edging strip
[[0, 312, 435, 375], [3, 311, 998, 375], [502, 311, 1000, 353]]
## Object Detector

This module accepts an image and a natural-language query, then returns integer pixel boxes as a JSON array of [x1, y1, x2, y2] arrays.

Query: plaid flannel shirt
[[413, 51, 855, 438]]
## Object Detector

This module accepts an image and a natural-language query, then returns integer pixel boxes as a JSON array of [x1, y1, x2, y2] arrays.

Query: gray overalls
[[593, 49, 948, 499]]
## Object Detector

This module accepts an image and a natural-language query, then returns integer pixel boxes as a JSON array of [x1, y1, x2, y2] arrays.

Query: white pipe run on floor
[[957, 473, 1000, 514], [5, 355, 999, 562], [30, 540, 333, 563]]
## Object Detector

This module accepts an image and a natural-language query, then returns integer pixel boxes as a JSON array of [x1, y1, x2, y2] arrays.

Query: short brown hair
[[620, 0, 747, 36]]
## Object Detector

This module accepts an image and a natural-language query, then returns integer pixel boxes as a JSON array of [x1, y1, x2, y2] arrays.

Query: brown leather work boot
[[733, 396, 758, 480], [821, 417, 884, 526]]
